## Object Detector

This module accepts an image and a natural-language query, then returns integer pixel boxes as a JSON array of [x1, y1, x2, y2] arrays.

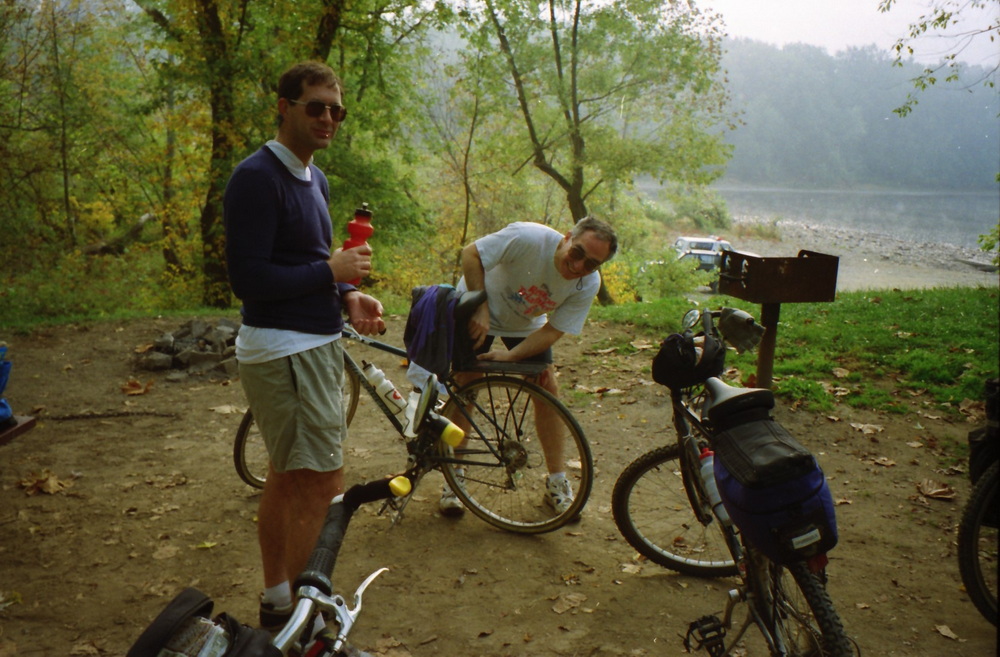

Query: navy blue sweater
[[224, 147, 355, 335]]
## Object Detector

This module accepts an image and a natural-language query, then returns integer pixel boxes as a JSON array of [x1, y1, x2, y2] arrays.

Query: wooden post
[[756, 303, 781, 390]]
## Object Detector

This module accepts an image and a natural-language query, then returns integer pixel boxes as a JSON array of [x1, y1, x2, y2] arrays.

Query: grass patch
[[592, 286, 999, 416]]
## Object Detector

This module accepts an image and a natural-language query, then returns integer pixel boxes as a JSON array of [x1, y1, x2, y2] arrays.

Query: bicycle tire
[[761, 560, 854, 657], [233, 367, 361, 489], [958, 460, 998, 626], [440, 375, 593, 534], [611, 444, 737, 577]]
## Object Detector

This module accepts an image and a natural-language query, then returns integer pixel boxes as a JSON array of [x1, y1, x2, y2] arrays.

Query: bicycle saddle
[[454, 290, 487, 324], [704, 377, 774, 429], [450, 290, 547, 376]]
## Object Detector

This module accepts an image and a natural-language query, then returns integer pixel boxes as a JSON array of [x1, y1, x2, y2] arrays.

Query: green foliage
[[661, 186, 732, 233], [1, 248, 205, 330], [978, 221, 999, 267]]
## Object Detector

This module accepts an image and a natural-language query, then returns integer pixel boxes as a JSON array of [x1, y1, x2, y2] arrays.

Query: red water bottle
[[342, 202, 373, 285]]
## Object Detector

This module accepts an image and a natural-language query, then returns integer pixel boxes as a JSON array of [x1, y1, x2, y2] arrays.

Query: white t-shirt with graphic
[[457, 222, 601, 337]]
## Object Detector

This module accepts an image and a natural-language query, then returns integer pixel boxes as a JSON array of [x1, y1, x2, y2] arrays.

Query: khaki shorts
[[239, 340, 347, 473]]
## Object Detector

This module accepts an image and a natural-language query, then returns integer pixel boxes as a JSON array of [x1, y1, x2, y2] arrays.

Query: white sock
[[262, 582, 292, 610], [548, 472, 567, 483]]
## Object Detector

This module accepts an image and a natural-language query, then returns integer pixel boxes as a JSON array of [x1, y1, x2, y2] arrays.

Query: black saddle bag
[[713, 419, 838, 565]]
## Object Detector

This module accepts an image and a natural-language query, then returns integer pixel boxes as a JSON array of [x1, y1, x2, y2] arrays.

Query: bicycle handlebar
[[295, 477, 407, 596]]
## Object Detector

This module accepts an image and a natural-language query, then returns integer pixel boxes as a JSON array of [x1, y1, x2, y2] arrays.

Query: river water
[[711, 187, 998, 250]]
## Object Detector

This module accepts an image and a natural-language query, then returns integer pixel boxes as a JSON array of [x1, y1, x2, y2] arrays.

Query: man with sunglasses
[[223, 61, 385, 646], [442, 217, 618, 517]]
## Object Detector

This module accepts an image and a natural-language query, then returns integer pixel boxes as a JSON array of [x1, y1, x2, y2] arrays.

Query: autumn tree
[[443, 0, 732, 302]]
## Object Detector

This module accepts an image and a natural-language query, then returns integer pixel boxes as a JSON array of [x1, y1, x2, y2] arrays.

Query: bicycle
[[233, 290, 593, 535], [129, 383, 450, 656], [957, 460, 998, 626], [612, 307, 856, 656]]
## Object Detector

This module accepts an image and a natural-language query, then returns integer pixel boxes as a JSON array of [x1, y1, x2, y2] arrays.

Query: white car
[[673, 236, 733, 272]]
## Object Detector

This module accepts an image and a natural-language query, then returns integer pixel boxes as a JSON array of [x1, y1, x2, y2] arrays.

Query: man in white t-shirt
[[443, 217, 618, 517]]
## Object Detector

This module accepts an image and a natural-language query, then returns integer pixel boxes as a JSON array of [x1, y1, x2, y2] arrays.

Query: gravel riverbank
[[731, 217, 998, 292]]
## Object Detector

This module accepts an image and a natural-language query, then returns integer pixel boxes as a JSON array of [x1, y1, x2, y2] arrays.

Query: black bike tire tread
[[957, 460, 999, 626], [785, 561, 855, 657], [233, 409, 264, 489], [611, 444, 738, 577], [441, 375, 593, 535]]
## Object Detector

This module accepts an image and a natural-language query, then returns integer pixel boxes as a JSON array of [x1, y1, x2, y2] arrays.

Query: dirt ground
[[0, 228, 997, 657]]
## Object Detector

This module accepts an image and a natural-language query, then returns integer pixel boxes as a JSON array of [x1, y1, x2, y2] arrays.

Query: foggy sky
[[701, 0, 1000, 67]]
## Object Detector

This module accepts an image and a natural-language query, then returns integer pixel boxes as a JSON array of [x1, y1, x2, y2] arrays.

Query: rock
[[135, 318, 243, 377]]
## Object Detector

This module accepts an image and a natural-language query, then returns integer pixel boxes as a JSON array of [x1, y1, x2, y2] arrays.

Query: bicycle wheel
[[611, 444, 737, 577], [757, 560, 854, 657], [440, 375, 592, 534], [958, 460, 998, 626], [233, 367, 361, 489]]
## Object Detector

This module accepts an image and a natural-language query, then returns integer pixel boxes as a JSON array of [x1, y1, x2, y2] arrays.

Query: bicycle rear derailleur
[[683, 615, 726, 656]]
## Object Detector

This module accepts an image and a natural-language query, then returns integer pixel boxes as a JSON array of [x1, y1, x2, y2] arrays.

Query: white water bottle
[[361, 362, 407, 417], [699, 448, 731, 526]]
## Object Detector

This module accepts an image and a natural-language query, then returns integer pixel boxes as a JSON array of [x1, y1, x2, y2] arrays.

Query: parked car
[[673, 235, 733, 271]]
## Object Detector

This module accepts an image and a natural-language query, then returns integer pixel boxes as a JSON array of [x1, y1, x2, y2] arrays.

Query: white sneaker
[[439, 483, 465, 517], [544, 475, 577, 517]]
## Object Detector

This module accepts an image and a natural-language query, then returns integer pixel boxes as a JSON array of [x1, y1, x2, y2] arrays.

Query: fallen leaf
[[906, 441, 924, 448], [917, 479, 956, 500], [873, 457, 896, 467], [551, 591, 587, 614], [0, 591, 22, 612], [195, 541, 218, 549], [935, 625, 959, 640], [152, 545, 180, 560], [209, 404, 242, 414], [18, 470, 72, 495], [832, 367, 850, 379], [69, 640, 102, 656], [850, 423, 884, 435], [121, 378, 154, 396]]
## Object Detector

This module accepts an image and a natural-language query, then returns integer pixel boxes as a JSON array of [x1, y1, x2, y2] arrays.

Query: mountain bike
[[612, 308, 857, 656], [957, 460, 998, 626], [233, 290, 593, 535], [130, 384, 450, 656]]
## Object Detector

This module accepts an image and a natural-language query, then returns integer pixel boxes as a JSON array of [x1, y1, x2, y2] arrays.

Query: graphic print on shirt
[[508, 284, 557, 318]]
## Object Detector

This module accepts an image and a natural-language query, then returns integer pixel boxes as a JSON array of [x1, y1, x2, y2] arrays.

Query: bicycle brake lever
[[352, 566, 388, 609], [324, 568, 388, 654]]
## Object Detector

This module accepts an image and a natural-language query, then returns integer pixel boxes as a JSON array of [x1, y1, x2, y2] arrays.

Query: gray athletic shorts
[[238, 340, 347, 473]]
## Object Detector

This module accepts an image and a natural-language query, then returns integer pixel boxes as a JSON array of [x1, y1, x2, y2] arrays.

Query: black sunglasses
[[288, 99, 348, 122], [568, 244, 603, 272]]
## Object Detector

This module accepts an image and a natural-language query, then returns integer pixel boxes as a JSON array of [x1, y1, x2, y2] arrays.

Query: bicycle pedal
[[683, 615, 726, 656]]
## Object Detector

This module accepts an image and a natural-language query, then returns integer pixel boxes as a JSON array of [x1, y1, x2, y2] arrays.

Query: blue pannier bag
[[712, 419, 838, 565], [0, 346, 13, 426]]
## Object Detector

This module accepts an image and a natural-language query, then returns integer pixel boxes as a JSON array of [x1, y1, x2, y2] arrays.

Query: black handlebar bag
[[127, 587, 280, 657], [712, 419, 838, 565], [651, 330, 725, 390]]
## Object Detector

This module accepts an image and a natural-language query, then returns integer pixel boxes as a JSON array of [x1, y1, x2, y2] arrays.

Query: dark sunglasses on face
[[288, 99, 348, 122], [568, 244, 603, 272]]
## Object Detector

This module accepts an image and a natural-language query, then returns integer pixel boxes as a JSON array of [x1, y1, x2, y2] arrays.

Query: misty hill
[[718, 38, 998, 191]]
